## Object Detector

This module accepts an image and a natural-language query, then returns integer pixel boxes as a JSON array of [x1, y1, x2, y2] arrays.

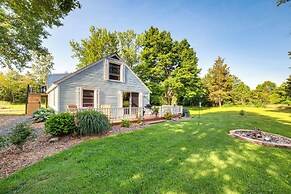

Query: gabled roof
[[47, 53, 151, 93]]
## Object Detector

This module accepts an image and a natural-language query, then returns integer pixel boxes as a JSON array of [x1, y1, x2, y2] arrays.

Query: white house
[[46, 54, 151, 118]]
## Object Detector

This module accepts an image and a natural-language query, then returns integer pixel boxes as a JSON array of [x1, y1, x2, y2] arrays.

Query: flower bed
[[229, 129, 291, 149]]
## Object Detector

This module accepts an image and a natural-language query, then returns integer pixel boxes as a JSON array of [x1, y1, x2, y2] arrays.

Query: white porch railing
[[66, 107, 143, 121], [159, 105, 183, 117], [66, 105, 183, 121]]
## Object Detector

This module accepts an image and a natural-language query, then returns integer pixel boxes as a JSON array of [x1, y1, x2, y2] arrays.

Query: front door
[[122, 92, 139, 114]]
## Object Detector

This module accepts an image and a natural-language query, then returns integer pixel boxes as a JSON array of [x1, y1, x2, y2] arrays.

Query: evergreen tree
[[204, 57, 233, 107]]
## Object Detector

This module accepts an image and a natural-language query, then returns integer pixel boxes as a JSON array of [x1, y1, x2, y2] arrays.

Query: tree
[[230, 76, 251, 105], [70, 27, 140, 69], [26, 52, 54, 89], [118, 30, 140, 68], [286, 75, 291, 97], [70, 27, 118, 69], [204, 57, 233, 107], [0, 0, 80, 70], [0, 70, 32, 103], [277, 0, 289, 6], [251, 81, 277, 105], [173, 39, 201, 106], [136, 27, 201, 105]]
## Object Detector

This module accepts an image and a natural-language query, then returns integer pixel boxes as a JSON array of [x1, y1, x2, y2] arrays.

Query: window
[[82, 89, 94, 107], [109, 63, 121, 81]]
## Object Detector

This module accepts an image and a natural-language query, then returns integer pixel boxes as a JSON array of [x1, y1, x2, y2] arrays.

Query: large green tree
[[251, 81, 277, 106], [0, 70, 32, 103], [70, 27, 139, 69], [0, 0, 80, 70], [204, 57, 233, 107], [135, 27, 201, 105], [230, 76, 251, 105]]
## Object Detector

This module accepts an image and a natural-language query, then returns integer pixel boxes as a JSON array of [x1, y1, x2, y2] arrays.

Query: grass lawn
[[0, 101, 25, 114], [0, 107, 290, 193]]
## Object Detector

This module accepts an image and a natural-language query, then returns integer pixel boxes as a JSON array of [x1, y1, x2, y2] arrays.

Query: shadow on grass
[[266, 106, 291, 114], [0, 111, 290, 193]]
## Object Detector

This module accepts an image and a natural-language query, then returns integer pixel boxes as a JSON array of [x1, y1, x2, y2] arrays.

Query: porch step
[[145, 119, 166, 125]]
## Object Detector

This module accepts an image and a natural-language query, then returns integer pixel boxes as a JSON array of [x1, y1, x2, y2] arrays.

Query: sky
[[42, 0, 291, 89]]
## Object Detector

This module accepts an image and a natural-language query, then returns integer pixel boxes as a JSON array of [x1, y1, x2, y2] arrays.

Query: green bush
[[164, 111, 173, 120], [0, 135, 9, 149], [76, 110, 110, 135], [183, 108, 190, 117], [137, 116, 142, 124], [32, 107, 55, 122], [9, 123, 34, 150], [45, 113, 76, 136], [121, 119, 131, 127]]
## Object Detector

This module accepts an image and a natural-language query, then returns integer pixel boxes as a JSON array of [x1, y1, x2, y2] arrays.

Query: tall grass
[[76, 110, 110, 135]]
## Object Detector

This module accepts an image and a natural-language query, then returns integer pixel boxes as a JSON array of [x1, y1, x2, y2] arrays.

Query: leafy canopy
[[70, 27, 139, 69], [0, 0, 80, 70]]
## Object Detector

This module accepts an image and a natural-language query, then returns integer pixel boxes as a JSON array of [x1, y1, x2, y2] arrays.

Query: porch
[[66, 105, 183, 123]]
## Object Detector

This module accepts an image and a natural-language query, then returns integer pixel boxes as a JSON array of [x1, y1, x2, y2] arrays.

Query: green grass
[[0, 107, 290, 193], [0, 101, 25, 114]]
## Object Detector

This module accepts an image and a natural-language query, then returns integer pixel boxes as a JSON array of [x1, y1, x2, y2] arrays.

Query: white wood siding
[[56, 60, 150, 113]]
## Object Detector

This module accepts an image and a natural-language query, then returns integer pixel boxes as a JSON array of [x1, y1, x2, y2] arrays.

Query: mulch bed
[[0, 117, 191, 179]]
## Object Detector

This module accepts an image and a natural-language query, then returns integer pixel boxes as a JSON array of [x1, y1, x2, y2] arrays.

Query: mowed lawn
[[0, 107, 290, 193]]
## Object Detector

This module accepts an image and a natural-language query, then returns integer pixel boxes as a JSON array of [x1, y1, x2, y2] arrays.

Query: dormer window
[[109, 63, 121, 81], [104, 59, 125, 82]]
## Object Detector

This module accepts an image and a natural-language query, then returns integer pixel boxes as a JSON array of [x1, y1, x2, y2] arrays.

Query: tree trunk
[[218, 96, 222, 107]]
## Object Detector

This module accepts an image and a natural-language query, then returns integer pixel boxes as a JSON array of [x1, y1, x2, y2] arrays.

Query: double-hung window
[[109, 63, 121, 81], [82, 89, 94, 107]]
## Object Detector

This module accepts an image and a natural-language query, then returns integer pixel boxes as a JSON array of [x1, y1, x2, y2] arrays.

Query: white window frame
[[104, 59, 125, 82], [79, 88, 99, 108]]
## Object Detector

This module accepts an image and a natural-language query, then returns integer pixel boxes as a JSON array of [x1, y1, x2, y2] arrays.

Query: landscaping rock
[[48, 137, 59, 143]]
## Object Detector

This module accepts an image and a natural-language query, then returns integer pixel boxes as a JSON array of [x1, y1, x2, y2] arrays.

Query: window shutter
[[76, 87, 82, 108], [94, 89, 99, 108], [121, 63, 125, 82], [104, 59, 109, 80], [139, 92, 143, 108], [117, 91, 123, 108]]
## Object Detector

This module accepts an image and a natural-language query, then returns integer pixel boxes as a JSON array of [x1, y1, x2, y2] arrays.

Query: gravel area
[[0, 115, 31, 135]]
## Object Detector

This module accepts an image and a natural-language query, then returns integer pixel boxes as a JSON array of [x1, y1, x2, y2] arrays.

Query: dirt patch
[[0, 115, 26, 127], [0, 117, 192, 179], [229, 129, 291, 149]]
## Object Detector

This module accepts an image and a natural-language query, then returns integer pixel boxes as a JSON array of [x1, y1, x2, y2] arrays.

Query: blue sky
[[42, 0, 291, 89]]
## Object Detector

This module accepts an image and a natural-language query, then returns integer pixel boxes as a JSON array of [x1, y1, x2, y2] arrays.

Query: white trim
[[107, 59, 124, 83], [79, 88, 99, 108]]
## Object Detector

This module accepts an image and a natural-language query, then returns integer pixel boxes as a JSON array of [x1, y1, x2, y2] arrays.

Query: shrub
[[9, 123, 34, 150], [137, 116, 142, 124], [239, 110, 245, 116], [164, 111, 173, 120], [45, 113, 76, 136], [0, 135, 9, 149], [32, 107, 55, 122], [183, 108, 190, 117], [76, 110, 110, 135], [121, 119, 131, 128]]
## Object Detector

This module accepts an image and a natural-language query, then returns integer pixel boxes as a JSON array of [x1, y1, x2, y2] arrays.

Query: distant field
[[0, 101, 25, 114]]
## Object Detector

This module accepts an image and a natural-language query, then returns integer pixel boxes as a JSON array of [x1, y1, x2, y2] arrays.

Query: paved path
[[0, 116, 31, 136]]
